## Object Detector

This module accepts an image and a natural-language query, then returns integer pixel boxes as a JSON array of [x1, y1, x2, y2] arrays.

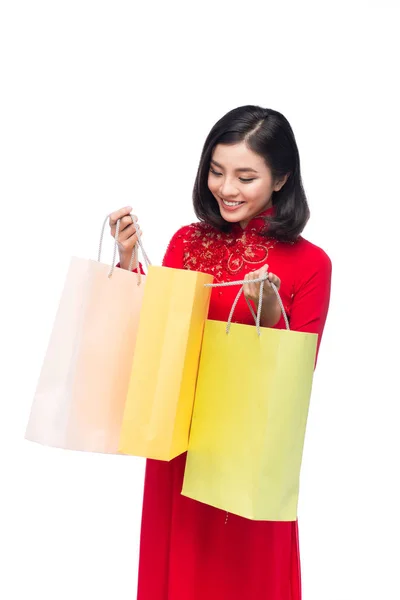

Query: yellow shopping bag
[[182, 276, 318, 521], [118, 266, 213, 461], [25, 214, 149, 454]]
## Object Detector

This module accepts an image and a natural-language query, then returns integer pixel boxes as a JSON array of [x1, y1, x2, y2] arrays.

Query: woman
[[110, 105, 332, 599]]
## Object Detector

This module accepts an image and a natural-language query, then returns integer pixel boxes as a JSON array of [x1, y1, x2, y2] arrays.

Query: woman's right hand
[[109, 206, 142, 270]]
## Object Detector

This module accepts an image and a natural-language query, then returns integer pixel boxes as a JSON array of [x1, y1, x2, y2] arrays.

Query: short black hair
[[192, 105, 310, 242]]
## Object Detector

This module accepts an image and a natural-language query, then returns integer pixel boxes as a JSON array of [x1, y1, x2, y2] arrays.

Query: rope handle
[[205, 275, 290, 336], [98, 212, 151, 280]]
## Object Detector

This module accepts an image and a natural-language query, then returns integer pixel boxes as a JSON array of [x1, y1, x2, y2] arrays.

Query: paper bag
[[182, 279, 317, 520], [118, 266, 213, 460], [25, 214, 147, 453]]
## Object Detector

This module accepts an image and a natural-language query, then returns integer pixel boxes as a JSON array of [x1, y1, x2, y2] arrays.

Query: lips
[[220, 198, 245, 211]]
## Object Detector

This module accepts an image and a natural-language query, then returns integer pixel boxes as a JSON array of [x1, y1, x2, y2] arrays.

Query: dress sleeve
[[288, 247, 332, 366], [117, 227, 188, 271], [116, 261, 146, 275], [161, 227, 188, 269]]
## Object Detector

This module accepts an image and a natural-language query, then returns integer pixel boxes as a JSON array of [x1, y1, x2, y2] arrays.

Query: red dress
[[137, 208, 332, 600]]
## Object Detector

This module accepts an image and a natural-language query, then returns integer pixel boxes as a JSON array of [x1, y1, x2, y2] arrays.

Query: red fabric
[[116, 262, 146, 275], [137, 208, 332, 600]]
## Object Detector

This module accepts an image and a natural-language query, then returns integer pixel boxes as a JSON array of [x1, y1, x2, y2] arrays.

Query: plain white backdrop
[[1, 1, 399, 598]]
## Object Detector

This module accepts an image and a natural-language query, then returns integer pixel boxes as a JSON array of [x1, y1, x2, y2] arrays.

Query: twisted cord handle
[[132, 216, 151, 271], [205, 275, 290, 335], [98, 213, 151, 279]]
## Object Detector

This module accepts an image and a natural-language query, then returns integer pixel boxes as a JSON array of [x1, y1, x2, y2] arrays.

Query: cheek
[[207, 174, 218, 194], [243, 182, 267, 202]]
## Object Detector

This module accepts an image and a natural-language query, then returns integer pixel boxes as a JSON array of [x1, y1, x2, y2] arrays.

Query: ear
[[274, 173, 290, 192]]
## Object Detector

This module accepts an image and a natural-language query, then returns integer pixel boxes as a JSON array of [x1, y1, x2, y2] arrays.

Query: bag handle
[[98, 212, 151, 280], [205, 275, 290, 336]]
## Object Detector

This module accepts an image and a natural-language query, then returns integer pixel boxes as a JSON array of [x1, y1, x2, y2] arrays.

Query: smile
[[221, 199, 244, 208]]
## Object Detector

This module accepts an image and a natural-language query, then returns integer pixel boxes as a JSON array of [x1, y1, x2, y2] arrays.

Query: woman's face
[[207, 142, 288, 228]]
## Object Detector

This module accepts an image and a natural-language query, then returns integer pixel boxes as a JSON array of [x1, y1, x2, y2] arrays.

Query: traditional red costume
[[137, 207, 332, 599]]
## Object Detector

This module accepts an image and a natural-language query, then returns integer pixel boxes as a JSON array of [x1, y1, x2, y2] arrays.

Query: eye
[[210, 167, 255, 183], [209, 167, 222, 177]]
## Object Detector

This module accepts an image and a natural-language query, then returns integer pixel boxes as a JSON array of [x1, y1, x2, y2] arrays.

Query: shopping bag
[[25, 214, 149, 454], [118, 266, 213, 461], [182, 276, 318, 521]]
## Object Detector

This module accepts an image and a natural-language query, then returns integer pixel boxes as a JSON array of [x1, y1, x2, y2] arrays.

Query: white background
[[1, 1, 399, 599]]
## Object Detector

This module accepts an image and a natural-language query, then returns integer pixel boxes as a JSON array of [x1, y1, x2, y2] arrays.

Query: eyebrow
[[210, 159, 259, 174]]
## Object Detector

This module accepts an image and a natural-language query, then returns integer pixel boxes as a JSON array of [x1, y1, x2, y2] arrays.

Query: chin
[[220, 212, 239, 223], [219, 207, 248, 224]]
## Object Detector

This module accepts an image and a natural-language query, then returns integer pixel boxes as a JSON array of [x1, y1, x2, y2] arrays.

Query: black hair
[[192, 105, 310, 241]]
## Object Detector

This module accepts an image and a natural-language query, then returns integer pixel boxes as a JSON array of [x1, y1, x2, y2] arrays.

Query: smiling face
[[207, 142, 288, 228]]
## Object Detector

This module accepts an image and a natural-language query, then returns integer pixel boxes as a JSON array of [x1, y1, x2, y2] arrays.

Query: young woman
[[110, 105, 332, 600]]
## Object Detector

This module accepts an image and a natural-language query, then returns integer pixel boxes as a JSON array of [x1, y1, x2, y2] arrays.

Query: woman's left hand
[[244, 264, 282, 327]]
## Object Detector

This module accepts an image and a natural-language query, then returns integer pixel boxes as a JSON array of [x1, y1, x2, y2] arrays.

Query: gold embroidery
[[182, 223, 277, 281]]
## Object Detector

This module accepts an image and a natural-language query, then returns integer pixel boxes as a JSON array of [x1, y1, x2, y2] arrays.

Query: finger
[[118, 229, 141, 250], [109, 206, 133, 227], [247, 270, 258, 281], [259, 265, 269, 287], [245, 271, 259, 300], [269, 274, 281, 289], [251, 272, 259, 299], [118, 223, 142, 242], [266, 272, 279, 288], [119, 215, 135, 232], [243, 273, 251, 297], [110, 216, 139, 239]]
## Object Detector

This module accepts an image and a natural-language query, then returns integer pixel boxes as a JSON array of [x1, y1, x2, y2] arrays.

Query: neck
[[239, 201, 273, 230]]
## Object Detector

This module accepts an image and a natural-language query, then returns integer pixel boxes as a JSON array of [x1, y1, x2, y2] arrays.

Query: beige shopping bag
[[25, 214, 149, 454]]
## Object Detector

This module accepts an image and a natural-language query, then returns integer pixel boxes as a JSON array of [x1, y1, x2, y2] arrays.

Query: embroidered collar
[[232, 205, 275, 234]]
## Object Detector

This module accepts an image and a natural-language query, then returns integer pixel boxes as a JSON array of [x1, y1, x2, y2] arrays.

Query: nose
[[219, 177, 240, 199]]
